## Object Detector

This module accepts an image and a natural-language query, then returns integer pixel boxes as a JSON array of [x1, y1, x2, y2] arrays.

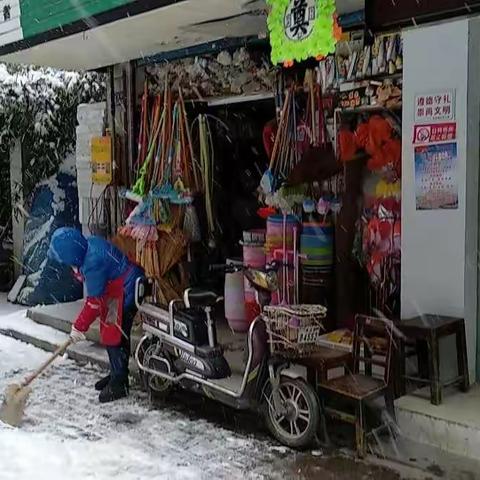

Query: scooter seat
[[184, 288, 220, 308]]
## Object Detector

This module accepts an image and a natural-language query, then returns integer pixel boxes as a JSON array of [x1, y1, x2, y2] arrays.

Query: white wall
[[401, 19, 480, 381]]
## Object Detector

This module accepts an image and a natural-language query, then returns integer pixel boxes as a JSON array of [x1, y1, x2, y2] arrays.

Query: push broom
[[0, 339, 72, 427]]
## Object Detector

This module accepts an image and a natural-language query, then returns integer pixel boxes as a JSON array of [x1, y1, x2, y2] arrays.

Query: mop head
[[0, 383, 32, 427]]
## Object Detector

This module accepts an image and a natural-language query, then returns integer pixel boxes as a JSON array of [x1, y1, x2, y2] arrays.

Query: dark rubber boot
[[98, 379, 129, 403], [95, 375, 111, 391]]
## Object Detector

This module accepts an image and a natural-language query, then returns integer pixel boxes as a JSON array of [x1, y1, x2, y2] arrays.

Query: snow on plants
[[0, 63, 105, 223]]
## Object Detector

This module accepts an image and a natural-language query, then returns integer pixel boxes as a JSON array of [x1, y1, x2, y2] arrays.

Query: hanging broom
[[260, 87, 293, 195]]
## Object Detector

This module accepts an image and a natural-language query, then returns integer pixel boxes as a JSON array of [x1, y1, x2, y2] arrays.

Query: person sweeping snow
[[48, 227, 144, 403]]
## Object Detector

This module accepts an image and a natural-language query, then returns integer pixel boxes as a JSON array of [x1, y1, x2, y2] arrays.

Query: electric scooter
[[135, 263, 321, 448]]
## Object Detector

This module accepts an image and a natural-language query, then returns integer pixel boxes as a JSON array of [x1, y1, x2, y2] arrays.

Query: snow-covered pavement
[[0, 293, 25, 316], [0, 332, 290, 480]]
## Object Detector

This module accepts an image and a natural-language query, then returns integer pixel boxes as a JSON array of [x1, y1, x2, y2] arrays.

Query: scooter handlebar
[[209, 263, 241, 274], [210, 261, 280, 275]]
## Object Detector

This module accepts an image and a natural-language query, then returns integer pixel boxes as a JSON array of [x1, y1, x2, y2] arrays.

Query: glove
[[70, 326, 86, 344]]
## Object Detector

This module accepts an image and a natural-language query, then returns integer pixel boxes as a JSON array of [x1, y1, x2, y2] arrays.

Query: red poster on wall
[[413, 123, 456, 145]]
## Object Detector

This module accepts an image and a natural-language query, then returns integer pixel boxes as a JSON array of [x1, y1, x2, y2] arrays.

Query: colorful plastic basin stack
[[300, 221, 334, 306], [266, 215, 298, 305], [300, 222, 334, 268]]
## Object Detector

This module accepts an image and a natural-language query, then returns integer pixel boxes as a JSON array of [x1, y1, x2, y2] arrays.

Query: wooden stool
[[398, 315, 469, 405]]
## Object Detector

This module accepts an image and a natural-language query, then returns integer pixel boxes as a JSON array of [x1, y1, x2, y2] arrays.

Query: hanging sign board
[[267, 0, 341, 66], [91, 136, 112, 185], [414, 89, 455, 123]]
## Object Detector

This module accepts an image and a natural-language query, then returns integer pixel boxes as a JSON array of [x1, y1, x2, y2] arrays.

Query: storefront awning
[[0, 0, 364, 71]]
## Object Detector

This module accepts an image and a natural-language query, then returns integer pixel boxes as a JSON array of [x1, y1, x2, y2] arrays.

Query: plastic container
[[265, 215, 297, 256], [300, 222, 334, 267], [243, 244, 266, 324], [224, 258, 247, 332]]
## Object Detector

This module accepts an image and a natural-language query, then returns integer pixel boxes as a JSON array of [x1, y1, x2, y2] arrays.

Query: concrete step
[[0, 327, 109, 370], [395, 386, 480, 460], [0, 310, 109, 370], [27, 301, 100, 342]]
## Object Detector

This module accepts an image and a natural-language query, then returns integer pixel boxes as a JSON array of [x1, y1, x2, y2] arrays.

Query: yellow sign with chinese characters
[[91, 136, 112, 185]]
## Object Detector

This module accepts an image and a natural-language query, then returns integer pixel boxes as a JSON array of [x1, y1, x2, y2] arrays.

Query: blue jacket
[[49, 228, 144, 307]]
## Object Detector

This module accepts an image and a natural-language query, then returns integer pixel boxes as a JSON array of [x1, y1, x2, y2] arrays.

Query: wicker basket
[[263, 304, 327, 358]]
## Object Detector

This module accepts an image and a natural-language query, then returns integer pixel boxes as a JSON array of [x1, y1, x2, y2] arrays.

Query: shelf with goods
[[337, 72, 403, 93], [320, 30, 403, 93], [319, 29, 403, 118], [314, 29, 403, 323]]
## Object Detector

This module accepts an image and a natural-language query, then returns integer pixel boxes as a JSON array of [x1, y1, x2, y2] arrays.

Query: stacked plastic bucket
[[265, 215, 297, 305], [300, 220, 334, 304]]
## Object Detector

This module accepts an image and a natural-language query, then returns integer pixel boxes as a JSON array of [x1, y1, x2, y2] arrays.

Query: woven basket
[[263, 304, 327, 358]]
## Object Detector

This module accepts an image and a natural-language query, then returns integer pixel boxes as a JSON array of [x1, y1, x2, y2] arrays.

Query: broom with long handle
[[1, 339, 72, 427]]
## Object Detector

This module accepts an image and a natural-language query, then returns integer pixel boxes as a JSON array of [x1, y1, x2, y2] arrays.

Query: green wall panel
[[20, 0, 136, 38]]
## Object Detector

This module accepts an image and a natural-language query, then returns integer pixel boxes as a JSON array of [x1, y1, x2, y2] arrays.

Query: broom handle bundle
[[156, 79, 172, 186], [21, 339, 72, 388], [316, 77, 328, 147], [164, 104, 178, 183], [179, 89, 200, 191], [137, 83, 149, 171], [304, 70, 316, 146], [199, 115, 215, 237], [175, 98, 191, 188], [146, 96, 163, 187], [269, 88, 292, 171]]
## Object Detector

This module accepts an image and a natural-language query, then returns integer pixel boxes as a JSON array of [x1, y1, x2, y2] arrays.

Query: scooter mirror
[[245, 269, 279, 293]]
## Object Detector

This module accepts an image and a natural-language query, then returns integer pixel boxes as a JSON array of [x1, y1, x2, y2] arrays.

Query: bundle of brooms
[[118, 80, 206, 303], [129, 228, 187, 303]]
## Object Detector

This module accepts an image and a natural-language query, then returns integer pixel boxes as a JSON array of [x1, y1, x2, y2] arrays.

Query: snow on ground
[[0, 332, 286, 480], [0, 309, 68, 345], [0, 331, 49, 372], [0, 293, 24, 316]]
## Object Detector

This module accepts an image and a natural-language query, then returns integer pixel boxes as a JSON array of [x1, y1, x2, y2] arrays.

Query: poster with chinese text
[[415, 143, 458, 210], [415, 90, 455, 123]]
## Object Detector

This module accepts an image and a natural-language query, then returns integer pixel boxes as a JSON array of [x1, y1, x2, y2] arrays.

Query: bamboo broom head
[[157, 229, 187, 276]]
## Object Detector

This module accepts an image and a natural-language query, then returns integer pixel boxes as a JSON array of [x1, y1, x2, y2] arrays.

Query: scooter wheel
[[146, 375, 173, 404], [137, 338, 172, 402], [263, 377, 319, 449]]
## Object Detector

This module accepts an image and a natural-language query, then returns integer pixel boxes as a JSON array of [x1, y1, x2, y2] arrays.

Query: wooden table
[[398, 315, 469, 405]]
